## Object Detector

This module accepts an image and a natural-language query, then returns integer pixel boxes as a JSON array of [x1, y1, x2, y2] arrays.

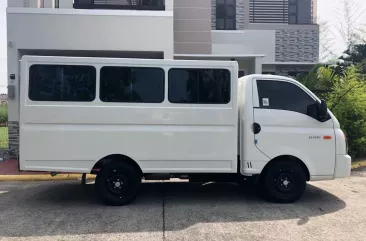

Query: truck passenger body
[[19, 56, 351, 205]]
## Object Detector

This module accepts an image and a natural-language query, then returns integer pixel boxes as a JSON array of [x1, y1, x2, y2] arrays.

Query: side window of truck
[[100, 66, 165, 103], [29, 65, 96, 102], [257, 80, 316, 117], [168, 68, 231, 104]]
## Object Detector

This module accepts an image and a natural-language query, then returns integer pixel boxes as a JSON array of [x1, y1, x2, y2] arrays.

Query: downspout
[[54, 0, 59, 8]]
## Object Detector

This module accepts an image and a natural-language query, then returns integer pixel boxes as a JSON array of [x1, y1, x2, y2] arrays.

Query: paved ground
[[0, 173, 365, 241]]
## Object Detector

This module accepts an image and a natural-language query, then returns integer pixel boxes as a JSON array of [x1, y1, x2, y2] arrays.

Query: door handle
[[253, 123, 261, 134]]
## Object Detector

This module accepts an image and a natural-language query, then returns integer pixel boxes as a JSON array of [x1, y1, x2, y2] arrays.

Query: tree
[[295, 64, 337, 99], [335, 0, 366, 49], [297, 65, 366, 158], [312, 1, 366, 158], [338, 44, 366, 74], [326, 66, 366, 157], [319, 0, 366, 62], [319, 19, 338, 62]]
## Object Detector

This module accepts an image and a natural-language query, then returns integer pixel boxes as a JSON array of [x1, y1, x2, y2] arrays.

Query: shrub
[[326, 67, 366, 158]]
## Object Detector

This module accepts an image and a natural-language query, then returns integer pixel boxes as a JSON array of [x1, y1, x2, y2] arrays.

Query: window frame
[[216, 0, 236, 30], [28, 64, 97, 102], [99, 66, 165, 104], [168, 68, 232, 105], [255, 79, 319, 118]]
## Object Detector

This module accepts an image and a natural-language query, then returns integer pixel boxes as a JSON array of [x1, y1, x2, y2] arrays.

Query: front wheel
[[95, 162, 141, 206], [260, 161, 306, 203]]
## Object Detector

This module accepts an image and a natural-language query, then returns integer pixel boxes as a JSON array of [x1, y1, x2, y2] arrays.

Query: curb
[[351, 160, 366, 170], [0, 174, 96, 182]]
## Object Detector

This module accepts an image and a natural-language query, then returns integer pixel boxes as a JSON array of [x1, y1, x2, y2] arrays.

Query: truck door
[[252, 78, 336, 177]]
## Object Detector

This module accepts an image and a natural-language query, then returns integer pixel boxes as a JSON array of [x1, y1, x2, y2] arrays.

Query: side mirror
[[317, 99, 328, 122]]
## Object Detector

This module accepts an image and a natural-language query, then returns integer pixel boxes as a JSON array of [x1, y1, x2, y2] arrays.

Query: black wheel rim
[[106, 170, 129, 195], [273, 168, 295, 193]]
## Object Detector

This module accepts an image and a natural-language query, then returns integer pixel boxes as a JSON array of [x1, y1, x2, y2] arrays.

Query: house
[[6, 0, 319, 153]]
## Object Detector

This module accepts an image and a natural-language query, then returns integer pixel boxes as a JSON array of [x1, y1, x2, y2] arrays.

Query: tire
[[95, 162, 141, 206], [259, 160, 306, 203]]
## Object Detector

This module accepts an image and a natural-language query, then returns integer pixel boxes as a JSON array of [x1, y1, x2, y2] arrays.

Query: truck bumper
[[334, 154, 352, 179]]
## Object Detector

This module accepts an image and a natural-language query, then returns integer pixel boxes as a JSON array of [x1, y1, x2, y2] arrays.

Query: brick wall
[[236, 0, 245, 30], [211, 0, 216, 29], [275, 29, 319, 62], [8, 121, 19, 154]]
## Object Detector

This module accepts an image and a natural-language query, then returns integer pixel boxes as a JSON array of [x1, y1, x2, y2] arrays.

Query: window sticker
[[262, 98, 269, 106]]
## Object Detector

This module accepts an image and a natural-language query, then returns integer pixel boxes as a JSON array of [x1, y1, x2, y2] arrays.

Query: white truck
[[19, 56, 351, 205]]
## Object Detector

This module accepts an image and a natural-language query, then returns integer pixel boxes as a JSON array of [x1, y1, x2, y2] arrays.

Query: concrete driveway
[[0, 173, 365, 241]]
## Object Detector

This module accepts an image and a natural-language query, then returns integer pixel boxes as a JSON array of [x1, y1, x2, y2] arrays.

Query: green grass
[[0, 104, 8, 149], [0, 104, 7, 124], [0, 127, 8, 149]]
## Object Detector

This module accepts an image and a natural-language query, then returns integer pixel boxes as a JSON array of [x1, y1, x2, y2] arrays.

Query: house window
[[250, 0, 289, 24], [216, 0, 236, 30], [288, 0, 298, 24]]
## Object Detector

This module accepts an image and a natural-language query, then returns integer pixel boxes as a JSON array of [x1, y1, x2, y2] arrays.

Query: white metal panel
[[238, 76, 269, 175], [334, 154, 351, 179], [19, 56, 238, 174]]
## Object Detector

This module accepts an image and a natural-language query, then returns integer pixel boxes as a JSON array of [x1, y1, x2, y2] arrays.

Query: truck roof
[[241, 74, 297, 82], [21, 55, 239, 69]]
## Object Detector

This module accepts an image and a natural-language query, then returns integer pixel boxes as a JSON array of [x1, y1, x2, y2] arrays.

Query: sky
[[0, 0, 366, 93]]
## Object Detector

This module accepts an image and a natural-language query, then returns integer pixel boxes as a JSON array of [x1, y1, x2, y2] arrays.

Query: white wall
[[166, 0, 174, 11], [43, 0, 54, 8], [7, 8, 174, 121], [8, 0, 23, 7], [59, 0, 73, 9], [211, 30, 276, 63], [7, 8, 173, 54], [8, 0, 38, 7]]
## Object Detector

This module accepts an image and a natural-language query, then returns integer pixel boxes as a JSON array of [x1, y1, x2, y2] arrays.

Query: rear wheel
[[95, 162, 141, 206], [260, 160, 306, 203]]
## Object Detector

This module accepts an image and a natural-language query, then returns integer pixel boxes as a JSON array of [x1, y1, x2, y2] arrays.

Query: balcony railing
[[74, 0, 165, 11]]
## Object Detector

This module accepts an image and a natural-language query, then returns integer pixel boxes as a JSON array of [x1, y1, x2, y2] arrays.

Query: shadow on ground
[[0, 181, 346, 237]]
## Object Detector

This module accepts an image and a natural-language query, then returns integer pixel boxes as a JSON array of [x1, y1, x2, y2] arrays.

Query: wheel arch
[[92, 154, 143, 175], [261, 155, 310, 181]]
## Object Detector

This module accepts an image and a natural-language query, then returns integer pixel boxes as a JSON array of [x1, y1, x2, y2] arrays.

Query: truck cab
[[238, 75, 351, 201]]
